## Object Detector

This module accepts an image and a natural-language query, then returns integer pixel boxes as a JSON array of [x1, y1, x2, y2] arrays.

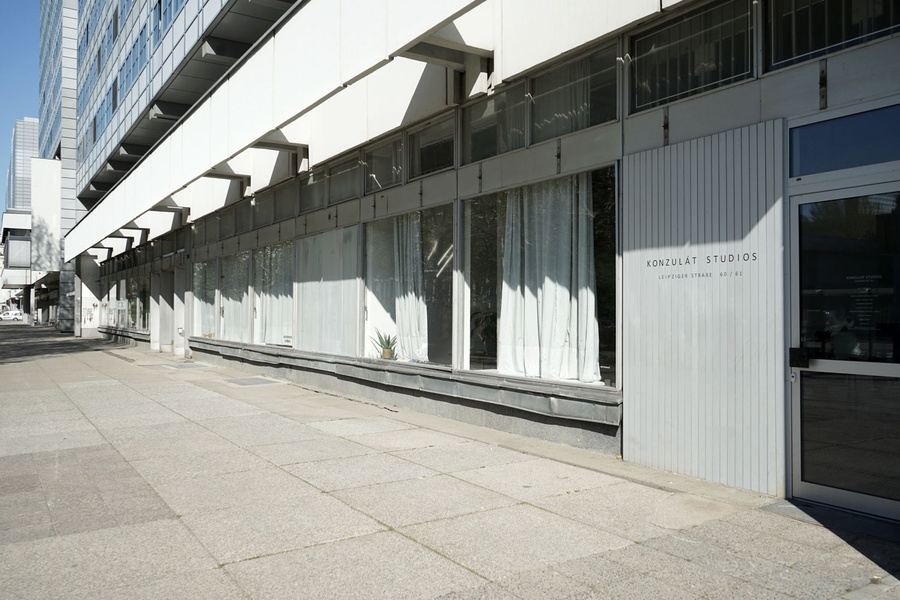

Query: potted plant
[[371, 329, 397, 359]]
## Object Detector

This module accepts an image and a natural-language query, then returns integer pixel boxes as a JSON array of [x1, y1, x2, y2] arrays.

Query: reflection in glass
[[632, 0, 752, 111], [409, 119, 455, 179], [297, 227, 359, 356], [329, 159, 359, 203], [220, 252, 251, 343], [531, 46, 617, 144], [127, 274, 149, 332], [800, 195, 899, 363], [466, 168, 617, 385], [801, 372, 900, 502], [365, 139, 403, 193], [365, 205, 453, 364], [192, 261, 217, 338], [253, 242, 293, 347], [462, 83, 526, 164], [790, 104, 900, 177]]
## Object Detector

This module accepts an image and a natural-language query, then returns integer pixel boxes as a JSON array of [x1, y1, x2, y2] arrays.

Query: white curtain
[[498, 173, 601, 382], [298, 227, 358, 356], [393, 213, 429, 361], [221, 252, 251, 343], [254, 243, 293, 346]]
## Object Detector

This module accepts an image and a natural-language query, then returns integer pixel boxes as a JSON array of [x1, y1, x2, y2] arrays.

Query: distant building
[[1, 118, 39, 314], [5, 118, 39, 212], [65, 0, 900, 521]]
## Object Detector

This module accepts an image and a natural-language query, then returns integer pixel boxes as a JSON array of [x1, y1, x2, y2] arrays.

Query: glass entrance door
[[790, 187, 900, 520]]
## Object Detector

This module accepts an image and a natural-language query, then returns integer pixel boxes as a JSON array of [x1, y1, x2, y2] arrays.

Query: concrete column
[[75, 255, 102, 338], [174, 266, 186, 357], [160, 271, 175, 353], [150, 273, 161, 351]]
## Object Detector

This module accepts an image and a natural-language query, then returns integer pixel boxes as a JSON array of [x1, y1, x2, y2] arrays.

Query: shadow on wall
[[29, 215, 61, 273]]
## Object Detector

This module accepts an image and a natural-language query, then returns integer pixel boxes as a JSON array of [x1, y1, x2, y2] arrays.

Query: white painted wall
[[622, 121, 786, 496], [30, 159, 62, 272]]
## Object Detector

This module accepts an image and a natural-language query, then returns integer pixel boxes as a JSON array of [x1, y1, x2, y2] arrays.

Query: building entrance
[[790, 183, 900, 521]]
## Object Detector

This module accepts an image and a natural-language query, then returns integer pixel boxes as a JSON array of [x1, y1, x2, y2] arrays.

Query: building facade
[[5, 118, 39, 212], [65, 0, 900, 521], [1, 119, 40, 314], [71, 0, 293, 336]]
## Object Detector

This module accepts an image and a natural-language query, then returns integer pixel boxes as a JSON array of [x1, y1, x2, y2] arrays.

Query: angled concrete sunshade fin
[[64, 0, 488, 262]]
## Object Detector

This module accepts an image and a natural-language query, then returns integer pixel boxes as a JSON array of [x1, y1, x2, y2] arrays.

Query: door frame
[[787, 173, 900, 520]]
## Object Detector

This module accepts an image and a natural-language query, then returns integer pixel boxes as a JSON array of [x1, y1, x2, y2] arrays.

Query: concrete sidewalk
[[0, 323, 897, 599]]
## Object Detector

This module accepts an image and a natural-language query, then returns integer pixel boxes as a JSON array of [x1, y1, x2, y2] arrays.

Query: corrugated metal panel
[[623, 120, 785, 496]]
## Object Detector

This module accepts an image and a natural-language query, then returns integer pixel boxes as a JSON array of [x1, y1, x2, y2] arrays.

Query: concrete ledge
[[189, 338, 622, 454]]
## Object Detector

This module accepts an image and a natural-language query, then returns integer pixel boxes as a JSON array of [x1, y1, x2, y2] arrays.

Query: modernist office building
[[70, 0, 294, 336], [2, 118, 40, 313], [66, 0, 900, 520]]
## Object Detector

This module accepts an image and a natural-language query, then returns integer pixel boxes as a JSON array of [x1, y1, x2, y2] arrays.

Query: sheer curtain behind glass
[[366, 215, 429, 361], [220, 252, 251, 343], [297, 227, 359, 355], [498, 174, 602, 382], [253, 243, 293, 346], [192, 262, 217, 338]]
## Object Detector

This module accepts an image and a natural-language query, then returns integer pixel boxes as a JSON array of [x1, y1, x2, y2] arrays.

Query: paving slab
[[333, 473, 518, 527], [400, 504, 633, 580], [226, 530, 484, 600], [453, 457, 623, 502], [1, 330, 898, 600], [180, 492, 385, 563]]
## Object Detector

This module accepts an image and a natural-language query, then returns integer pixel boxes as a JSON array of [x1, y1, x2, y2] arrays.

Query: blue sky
[[0, 2, 40, 200]]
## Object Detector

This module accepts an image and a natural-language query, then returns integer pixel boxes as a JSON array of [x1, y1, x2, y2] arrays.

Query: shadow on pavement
[[767, 499, 900, 579], [0, 323, 125, 364]]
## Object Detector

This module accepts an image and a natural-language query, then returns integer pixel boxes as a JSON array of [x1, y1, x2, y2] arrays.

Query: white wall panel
[[498, 0, 656, 82], [208, 82, 232, 172], [308, 80, 368, 167], [827, 37, 900, 109], [272, 0, 343, 127], [30, 159, 62, 272], [760, 63, 820, 122], [622, 120, 785, 496], [387, 0, 486, 53], [228, 38, 275, 152], [341, 0, 389, 84], [669, 82, 762, 146], [181, 99, 212, 180]]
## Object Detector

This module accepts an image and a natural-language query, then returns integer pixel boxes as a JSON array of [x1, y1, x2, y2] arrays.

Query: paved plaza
[[0, 322, 898, 599]]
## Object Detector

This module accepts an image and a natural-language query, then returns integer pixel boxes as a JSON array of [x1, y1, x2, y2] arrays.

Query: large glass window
[[531, 47, 617, 144], [799, 194, 899, 362], [253, 243, 294, 347], [790, 104, 900, 177], [127, 274, 149, 332], [297, 227, 359, 356], [462, 83, 527, 164], [769, 0, 900, 68], [409, 119, 455, 179], [220, 252, 251, 343], [365, 139, 403, 193], [365, 205, 454, 365], [192, 261, 217, 338], [632, 0, 752, 111], [466, 168, 617, 385], [300, 173, 326, 213], [329, 159, 360, 203]]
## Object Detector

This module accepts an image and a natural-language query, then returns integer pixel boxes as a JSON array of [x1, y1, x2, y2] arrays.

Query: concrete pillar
[[160, 271, 175, 353], [75, 254, 102, 338], [174, 266, 186, 357], [150, 270, 176, 353]]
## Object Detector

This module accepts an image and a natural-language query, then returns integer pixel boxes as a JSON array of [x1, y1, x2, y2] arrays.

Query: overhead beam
[[400, 42, 466, 70], [248, 0, 294, 10], [149, 101, 190, 122], [200, 36, 251, 65], [115, 143, 151, 162]]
